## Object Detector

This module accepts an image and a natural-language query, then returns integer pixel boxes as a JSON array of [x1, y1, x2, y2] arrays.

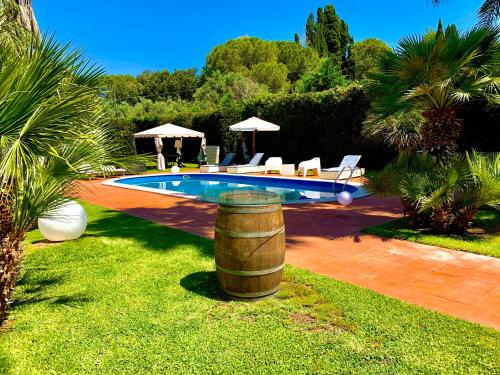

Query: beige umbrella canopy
[[229, 117, 280, 155], [134, 123, 205, 170]]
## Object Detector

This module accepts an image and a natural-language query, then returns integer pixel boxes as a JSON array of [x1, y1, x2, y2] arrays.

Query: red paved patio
[[77, 179, 500, 330]]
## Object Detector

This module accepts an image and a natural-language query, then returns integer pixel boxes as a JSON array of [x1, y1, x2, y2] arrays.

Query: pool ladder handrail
[[333, 166, 360, 192]]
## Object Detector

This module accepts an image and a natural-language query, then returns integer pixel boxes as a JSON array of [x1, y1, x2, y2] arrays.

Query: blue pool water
[[112, 174, 368, 204]]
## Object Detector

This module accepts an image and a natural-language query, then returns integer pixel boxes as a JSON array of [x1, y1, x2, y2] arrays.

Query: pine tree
[[294, 33, 300, 45]]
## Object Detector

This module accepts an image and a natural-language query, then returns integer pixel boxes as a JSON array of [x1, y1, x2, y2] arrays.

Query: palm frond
[[369, 24, 499, 119], [478, 0, 500, 26], [0, 18, 153, 234]]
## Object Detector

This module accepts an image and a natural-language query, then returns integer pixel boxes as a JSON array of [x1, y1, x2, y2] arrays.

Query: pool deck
[[77, 175, 500, 330]]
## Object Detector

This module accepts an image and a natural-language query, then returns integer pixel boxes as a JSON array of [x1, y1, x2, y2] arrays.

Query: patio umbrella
[[229, 117, 280, 155], [134, 123, 205, 170]]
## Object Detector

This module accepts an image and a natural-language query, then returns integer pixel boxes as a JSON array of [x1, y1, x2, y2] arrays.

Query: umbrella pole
[[252, 130, 256, 156]]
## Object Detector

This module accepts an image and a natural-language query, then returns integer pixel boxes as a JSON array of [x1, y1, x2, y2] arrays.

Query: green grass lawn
[[364, 208, 500, 258], [0, 203, 498, 373], [145, 161, 199, 174]]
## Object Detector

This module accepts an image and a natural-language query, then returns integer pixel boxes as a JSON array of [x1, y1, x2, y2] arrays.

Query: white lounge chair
[[298, 157, 321, 177], [264, 157, 283, 174], [226, 153, 265, 174], [205, 145, 220, 165], [200, 153, 236, 173], [320, 155, 364, 180]]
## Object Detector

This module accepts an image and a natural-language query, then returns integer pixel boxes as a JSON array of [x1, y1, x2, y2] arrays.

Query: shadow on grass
[[13, 274, 93, 308], [85, 207, 214, 258], [13, 293, 93, 309], [473, 206, 500, 231], [180, 271, 227, 301], [16, 274, 64, 290], [51, 294, 93, 307], [31, 234, 99, 246]]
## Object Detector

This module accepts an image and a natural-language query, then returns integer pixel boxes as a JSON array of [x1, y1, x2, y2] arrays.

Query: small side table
[[281, 164, 295, 176]]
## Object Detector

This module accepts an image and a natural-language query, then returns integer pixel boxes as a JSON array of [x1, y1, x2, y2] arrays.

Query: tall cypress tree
[[305, 13, 315, 47], [302, 4, 353, 74], [294, 33, 300, 45], [314, 7, 328, 56], [322, 5, 341, 63], [436, 19, 444, 38], [339, 20, 354, 77]]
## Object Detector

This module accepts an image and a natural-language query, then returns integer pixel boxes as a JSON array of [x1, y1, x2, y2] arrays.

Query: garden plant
[[0, 0, 147, 326]]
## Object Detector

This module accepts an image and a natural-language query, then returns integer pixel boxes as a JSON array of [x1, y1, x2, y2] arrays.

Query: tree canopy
[[205, 37, 279, 75], [295, 58, 348, 92], [351, 38, 391, 80], [304, 4, 354, 76], [193, 71, 268, 106], [275, 41, 320, 82], [203, 36, 320, 92], [100, 74, 143, 104], [137, 68, 198, 101]]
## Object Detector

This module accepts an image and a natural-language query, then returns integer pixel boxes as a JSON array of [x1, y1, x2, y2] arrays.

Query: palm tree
[[369, 26, 499, 160], [362, 110, 423, 153], [0, 2, 148, 325], [367, 150, 500, 233], [432, 0, 499, 26]]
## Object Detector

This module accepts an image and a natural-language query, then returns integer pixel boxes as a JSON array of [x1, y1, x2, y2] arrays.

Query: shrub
[[362, 110, 424, 152], [295, 58, 348, 92], [367, 151, 500, 234]]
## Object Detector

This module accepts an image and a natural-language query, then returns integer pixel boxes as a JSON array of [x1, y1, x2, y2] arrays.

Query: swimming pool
[[105, 174, 368, 204]]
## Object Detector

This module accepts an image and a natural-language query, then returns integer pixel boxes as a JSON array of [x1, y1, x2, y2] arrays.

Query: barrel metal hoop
[[219, 203, 281, 208], [215, 227, 285, 238], [217, 206, 280, 214], [216, 263, 284, 276], [220, 285, 280, 299]]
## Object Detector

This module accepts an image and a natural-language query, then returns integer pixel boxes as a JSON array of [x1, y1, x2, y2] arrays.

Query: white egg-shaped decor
[[171, 165, 180, 173], [38, 201, 87, 242], [337, 191, 353, 206]]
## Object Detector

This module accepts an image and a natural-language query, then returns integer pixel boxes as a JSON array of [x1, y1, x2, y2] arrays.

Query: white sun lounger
[[200, 153, 236, 173], [320, 155, 364, 180], [298, 157, 321, 177], [226, 153, 265, 174]]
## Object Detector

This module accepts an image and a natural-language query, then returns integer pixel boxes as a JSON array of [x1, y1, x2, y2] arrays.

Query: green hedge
[[459, 100, 500, 153], [189, 85, 394, 168], [123, 85, 499, 169]]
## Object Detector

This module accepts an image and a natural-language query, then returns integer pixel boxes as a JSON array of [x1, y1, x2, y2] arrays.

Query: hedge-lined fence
[[133, 85, 394, 169], [126, 85, 499, 170], [458, 100, 500, 153], [238, 85, 393, 168]]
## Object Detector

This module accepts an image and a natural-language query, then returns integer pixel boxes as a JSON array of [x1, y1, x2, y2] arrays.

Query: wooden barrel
[[215, 191, 285, 299]]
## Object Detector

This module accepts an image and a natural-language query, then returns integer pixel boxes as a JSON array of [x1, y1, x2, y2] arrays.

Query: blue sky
[[33, 0, 482, 75]]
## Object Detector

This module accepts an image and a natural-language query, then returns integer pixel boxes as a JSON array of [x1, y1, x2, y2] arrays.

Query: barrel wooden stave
[[215, 202, 285, 299]]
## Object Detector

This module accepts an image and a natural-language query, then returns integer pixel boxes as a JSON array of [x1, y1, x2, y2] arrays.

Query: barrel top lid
[[201, 189, 287, 205]]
